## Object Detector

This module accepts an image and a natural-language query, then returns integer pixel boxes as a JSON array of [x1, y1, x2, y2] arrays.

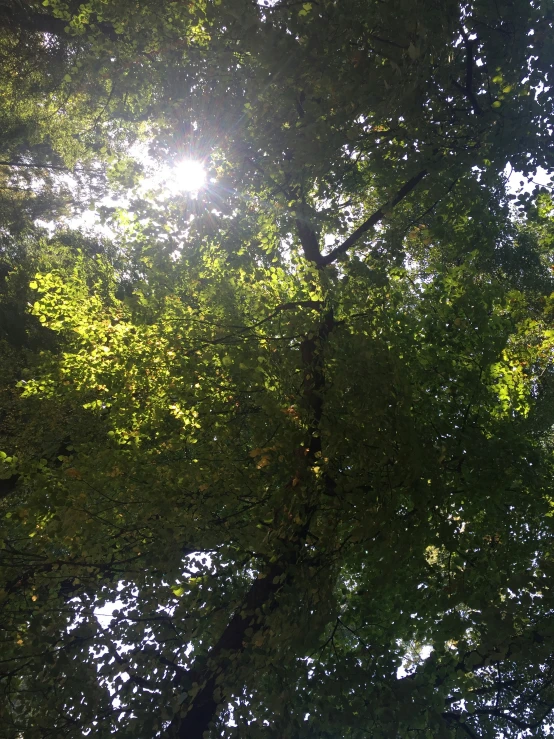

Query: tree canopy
[[1, 0, 554, 737]]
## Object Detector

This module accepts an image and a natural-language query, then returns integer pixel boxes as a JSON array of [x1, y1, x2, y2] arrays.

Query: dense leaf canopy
[[1, 0, 554, 737]]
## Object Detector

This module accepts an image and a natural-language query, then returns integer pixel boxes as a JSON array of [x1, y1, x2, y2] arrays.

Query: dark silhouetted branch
[[319, 169, 428, 265]]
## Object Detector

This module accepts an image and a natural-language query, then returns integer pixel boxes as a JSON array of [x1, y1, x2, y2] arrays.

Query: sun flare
[[168, 159, 207, 193]]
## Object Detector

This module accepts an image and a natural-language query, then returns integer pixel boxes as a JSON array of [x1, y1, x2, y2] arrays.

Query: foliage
[[1, 1, 554, 737]]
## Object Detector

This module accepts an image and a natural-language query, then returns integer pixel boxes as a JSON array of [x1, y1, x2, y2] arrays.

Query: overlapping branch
[[451, 30, 483, 116], [166, 299, 335, 738], [296, 169, 428, 266]]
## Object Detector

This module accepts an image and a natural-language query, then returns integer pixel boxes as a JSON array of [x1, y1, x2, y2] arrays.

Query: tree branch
[[451, 31, 483, 116], [319, 169, 428, 266], [296, 217, 323, 264], [167, 308, 336, 738], [442, 712, 480, 739], [0, 160, 69, 172], [405, 177, 459, 231], [0, 2, 119, 42], [183, 300, 322, 356]]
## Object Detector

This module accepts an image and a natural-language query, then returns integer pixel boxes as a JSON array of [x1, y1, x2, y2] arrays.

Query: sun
[[169, 159, 207, 193], [137, 154, 208, 197]]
